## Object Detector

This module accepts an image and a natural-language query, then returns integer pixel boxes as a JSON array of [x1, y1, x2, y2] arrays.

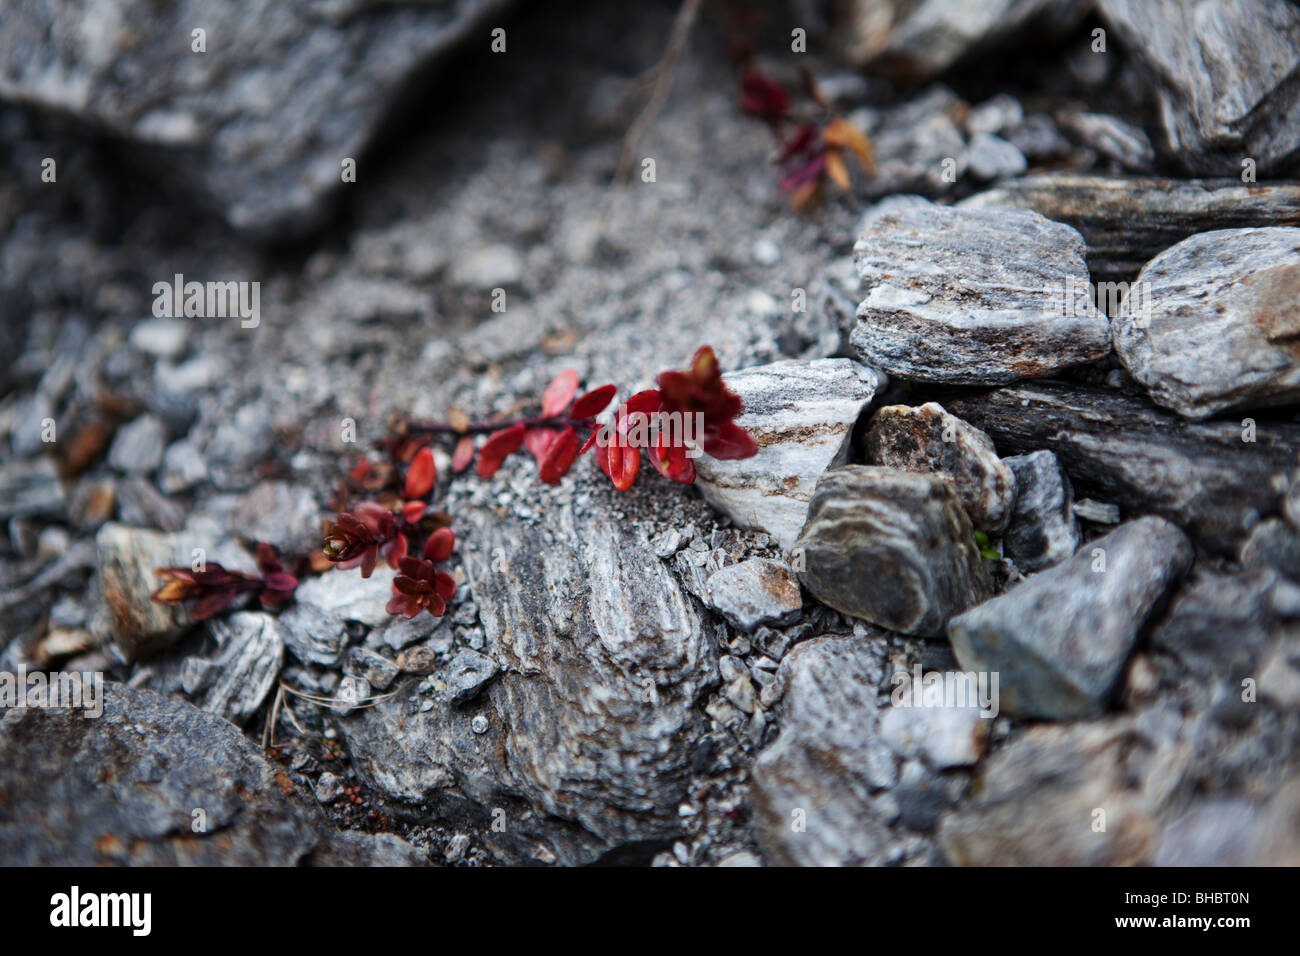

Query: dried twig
[[615, 0, 704, 184]]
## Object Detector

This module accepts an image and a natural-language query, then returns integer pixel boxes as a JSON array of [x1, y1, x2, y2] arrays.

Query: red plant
[[152, 543, 300, 619], [737, 65, 876, 209], [153, 347, 757, 626]]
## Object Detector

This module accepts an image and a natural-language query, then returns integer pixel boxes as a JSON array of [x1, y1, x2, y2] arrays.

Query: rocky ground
[[2, 0, 1300, 866]]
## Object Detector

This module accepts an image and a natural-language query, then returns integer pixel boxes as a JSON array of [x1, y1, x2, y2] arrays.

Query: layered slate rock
[[960, 175, 1300, 283], [0, 0, 504, 236], [0, 683, 424, 865], [1002, 450, 1081, 572], [1113, 227, 1300, 419], [851, 196, 1111, 384], [794, 466, 993, 636], [945, 382, 1300, 556], [1097, 0, 1300, 175], [751, 635, 895, 866], [863, 402, 1015, 533], [840, 0, 1087, 79], [948, 516, 1194, 719], [693, 359, 882, 550], [340, 499, 717, 866]]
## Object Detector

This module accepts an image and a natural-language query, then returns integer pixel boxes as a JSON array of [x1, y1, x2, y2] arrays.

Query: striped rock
[[851, 196, 1111, 384], [794, 466, 993, 636], [863, 402, 1015, 533], [693, 359, 884, 550], [1113, 227, 1300, 419]]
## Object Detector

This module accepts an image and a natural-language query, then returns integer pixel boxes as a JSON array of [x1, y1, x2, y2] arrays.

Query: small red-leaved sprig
[[386, 527, 457, 618], [739, 66, 876, 209], [152, 542, 300, 619]]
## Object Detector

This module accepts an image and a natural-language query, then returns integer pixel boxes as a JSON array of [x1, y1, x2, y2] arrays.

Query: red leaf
[[595, 432, 640, 491], [477, 423, 526, 478], [451, 436, 475, 473], [424, 527, 455, 563], [401, 500, 426, 524], [650, 436, 696, 484], [349, 458, 371, 483], [539, 426, 580, 484], [571, 384, 617, 419], [404, 447, 436, 499], [704, 420, 759, 459], [541, 369, 580, 418], [524, 426, 557, 466], [434, 571, 457, 601]]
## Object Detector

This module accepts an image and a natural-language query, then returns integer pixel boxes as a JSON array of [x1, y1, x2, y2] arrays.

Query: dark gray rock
[[0, 0, 506, 236], [0, 456, 66, 520], [343, 645, 401, 692], [704, 559, 802, 631], [863, 402, 1015, 533], [961, 174, 1300, 283], [948, 516, 1193, 719], [1002, 450, 1081, 572], [751, 635, 896, 866], [794, 466, 993, 636], [0, 682, 403, 865], [693, 359, 883, 550], [1097, 0, 1300, 175], [851, 196, 1111, 384], [1113, 227, 1300, 419], [443, 649, 498, 705], [1149, 568, 1291, 683], [340, 500, 718, 865], [944, 382, 1300, 556]]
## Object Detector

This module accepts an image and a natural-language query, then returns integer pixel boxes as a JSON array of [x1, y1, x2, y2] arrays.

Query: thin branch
[[615, 0, 704, 185]]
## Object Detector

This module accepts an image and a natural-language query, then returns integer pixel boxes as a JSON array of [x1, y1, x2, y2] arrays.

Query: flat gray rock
[[945, 382, 1300, 556], [751, 635, 895, 866], [1113, 227, 1300, 419], [0, 0, 504, 236], [704, 558, 802, 631], [693, 359, 883, 550], [961, 174, 1300, 283], [851, 196, 1111, 384], [1002, 450, 1081, 572], [1097, 0, 1300, 175], [795, 466, 993, 636], [948, 516, 1193, 719], [863, 402, 1015, 533]]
